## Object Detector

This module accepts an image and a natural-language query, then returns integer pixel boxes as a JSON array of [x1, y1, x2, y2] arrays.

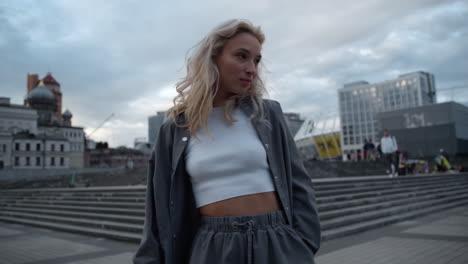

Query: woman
[[133, 19, 320, 264]]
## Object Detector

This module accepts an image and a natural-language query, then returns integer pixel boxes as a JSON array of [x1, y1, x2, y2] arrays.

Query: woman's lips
[[240, 79, 252, 85]]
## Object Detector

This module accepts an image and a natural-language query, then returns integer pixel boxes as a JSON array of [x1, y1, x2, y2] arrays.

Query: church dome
[[27, 83, 55, 105], [63, 109, 73, 118]]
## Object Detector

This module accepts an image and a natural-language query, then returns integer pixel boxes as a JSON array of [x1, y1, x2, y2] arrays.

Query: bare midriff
[[199, 191, 281, 217]]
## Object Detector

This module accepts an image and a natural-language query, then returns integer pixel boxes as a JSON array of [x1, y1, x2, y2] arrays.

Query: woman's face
[[214, 32, 262, 104]]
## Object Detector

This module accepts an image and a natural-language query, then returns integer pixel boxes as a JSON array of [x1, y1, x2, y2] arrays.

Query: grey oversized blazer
[[133, 99, 321, 264]]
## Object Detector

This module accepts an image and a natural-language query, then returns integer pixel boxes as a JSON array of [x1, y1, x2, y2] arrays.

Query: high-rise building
[[148, 112, 166, 146], [338, 71, 436, 159]]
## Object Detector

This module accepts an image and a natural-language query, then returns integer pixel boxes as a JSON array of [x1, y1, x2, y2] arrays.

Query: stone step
[[313, 174, 466, 186], [0, 198, 145, 209], [2, 202, 145, 216], [317, 182, 468, 212], [320, 191, 468, 232], [316, 180, 465, 204], [319, 183, 468, 220], [0, 215, 142, 243], [1, 180, 460, 212], [0, 194, 146, 203], [321, 196, 468, 241], [0, 185, 146, 193], [0, 190, 146, 198], [2, 206, 144, 225], [1, 174, 467, 244], [0, 210, 143, 233], [314, 177, 467, 197]]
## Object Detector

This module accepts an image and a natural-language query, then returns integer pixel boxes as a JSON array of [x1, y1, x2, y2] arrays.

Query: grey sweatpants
[[189, 211, 316, 264]]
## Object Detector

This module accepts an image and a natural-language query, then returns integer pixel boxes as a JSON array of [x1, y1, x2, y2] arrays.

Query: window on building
[[51, 144, 55, 151], [2, 144, 5, 152], [60, 157, 64, 166], [15, 143, 20, 151], [26, 143, 30, 151], [15, 157, 19, 166], [36, 157, 41, 166], [51, 157, 55, 166], [60, 144, 64, 152], [36, 143, 41, 151], [26, 157, 30, 166]]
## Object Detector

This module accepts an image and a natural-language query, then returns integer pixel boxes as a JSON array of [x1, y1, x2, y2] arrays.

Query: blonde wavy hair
[[167, 19, 268, 135]]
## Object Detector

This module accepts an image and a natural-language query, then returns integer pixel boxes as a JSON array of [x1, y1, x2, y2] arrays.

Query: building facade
[[338, 71, 436, 159], [295, 117, 341, 160], [0, 133, 12, 169], [148, 111, 166, 146], [377, 102, 468, 157], [11, 132, 70, 169], [0, 97, 38, 134], [39, 125, 85, 168], [0, 73, 85, 169], [0, 98, 38, 169], [88, 147, 149, 169]]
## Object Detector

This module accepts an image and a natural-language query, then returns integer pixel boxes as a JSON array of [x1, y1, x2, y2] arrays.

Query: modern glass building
[[338, 71, 436, 160]]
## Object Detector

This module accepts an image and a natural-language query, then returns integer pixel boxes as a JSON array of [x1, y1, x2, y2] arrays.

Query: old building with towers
[[26, 73, 63, 123], [0, 73, 85, 170]]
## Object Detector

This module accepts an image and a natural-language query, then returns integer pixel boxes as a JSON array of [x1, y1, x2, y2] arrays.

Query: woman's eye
[[237, 53, 247, 59]]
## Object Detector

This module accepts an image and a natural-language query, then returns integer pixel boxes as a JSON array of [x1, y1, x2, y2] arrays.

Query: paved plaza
[[316, 204, 468, 264], [0, 204, 467, 264]]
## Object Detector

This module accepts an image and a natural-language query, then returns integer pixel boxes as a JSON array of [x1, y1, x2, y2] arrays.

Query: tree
[[95, 141, 109, 149]]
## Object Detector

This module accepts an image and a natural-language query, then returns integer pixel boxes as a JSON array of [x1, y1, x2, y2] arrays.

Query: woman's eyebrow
[[236, 48, 262, 59]]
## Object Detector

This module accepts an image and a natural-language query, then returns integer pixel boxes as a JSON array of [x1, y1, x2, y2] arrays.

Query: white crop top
[[185, 107, 275, 208]]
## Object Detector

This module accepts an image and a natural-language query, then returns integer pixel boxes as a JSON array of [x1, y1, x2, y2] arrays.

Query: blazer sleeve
[[133, 122, 173, 264], [272, 100, 321, 254], [133, 150, 163, 264]]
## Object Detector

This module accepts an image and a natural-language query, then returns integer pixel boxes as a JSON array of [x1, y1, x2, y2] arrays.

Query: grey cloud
[[1, 0, 467, 146]]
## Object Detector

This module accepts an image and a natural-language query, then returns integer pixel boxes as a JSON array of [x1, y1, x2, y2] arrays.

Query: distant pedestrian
[[440, 148, 450, 162], [376, 143, 382, 159], [367, 139, 376, 161], [435, 154, 451, 172], [363, 139, 376, 161], [380, 129, 398, 177], [363, 139, 369, 160]]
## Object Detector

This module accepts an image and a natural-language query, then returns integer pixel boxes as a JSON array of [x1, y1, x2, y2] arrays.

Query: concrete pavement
[[316, 204, 468, 263], [1, 204, 467, 264]]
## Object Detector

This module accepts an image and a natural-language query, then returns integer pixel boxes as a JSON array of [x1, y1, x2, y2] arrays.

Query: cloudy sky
[[1, 0, 467, 147]]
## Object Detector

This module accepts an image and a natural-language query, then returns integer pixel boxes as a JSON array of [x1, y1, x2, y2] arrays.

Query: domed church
[[0, 73, 85, 170]]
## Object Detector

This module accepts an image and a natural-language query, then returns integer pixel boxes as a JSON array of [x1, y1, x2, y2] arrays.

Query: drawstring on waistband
[[232, 220, 255, 264]]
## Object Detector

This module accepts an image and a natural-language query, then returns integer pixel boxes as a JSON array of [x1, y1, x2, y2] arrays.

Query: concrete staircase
[[1, 174, 468, 243]]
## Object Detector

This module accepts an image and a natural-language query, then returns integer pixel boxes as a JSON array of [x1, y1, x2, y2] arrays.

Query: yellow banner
[[314, 134, 342, 159]]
